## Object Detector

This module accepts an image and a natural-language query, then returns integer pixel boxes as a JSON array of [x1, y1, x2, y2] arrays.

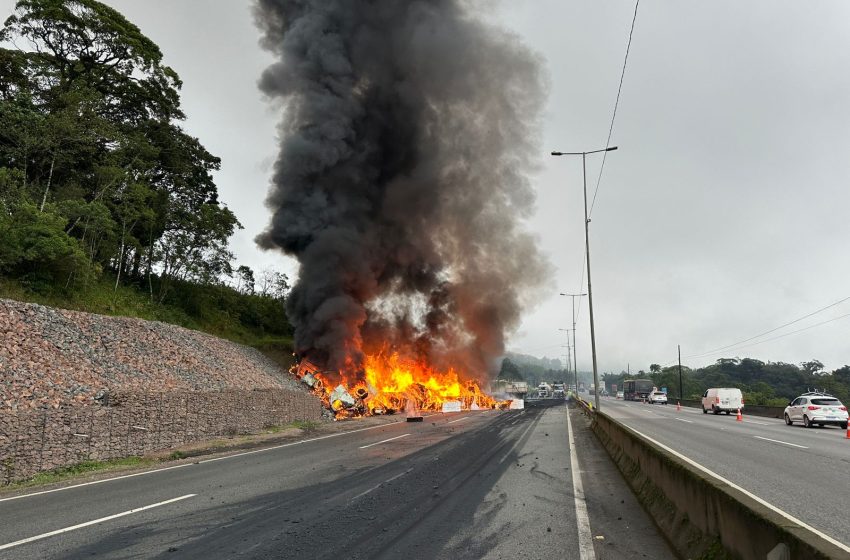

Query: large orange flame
[[294, 350, 507, 419]]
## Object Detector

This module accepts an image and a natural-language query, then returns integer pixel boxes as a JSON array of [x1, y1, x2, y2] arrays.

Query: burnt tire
[[784, 414, 792, 426]]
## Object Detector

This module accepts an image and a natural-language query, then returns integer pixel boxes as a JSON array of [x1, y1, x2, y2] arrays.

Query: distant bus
[[623, 379, 654, 401]]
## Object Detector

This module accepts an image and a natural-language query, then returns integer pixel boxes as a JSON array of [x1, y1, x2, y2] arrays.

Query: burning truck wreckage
[[253, 0, 550, 424], [291, 352, 515, 421]]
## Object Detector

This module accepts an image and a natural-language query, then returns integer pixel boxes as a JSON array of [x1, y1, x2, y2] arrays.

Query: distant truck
[[552, 382, 566, 399], [623, 379, 654, 401], [492, 380, 528, 397], [537, 382, 552, 398]]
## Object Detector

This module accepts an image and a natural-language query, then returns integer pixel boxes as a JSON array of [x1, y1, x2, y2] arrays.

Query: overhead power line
[[684, 296, 850, 360], [588, 0, 641, 218], [698, 312, 850, 357], [573, 0, 640, 323]]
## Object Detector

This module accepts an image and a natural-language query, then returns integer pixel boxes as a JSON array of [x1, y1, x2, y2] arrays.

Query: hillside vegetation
[[0, 0, 293, 350], [603, 358, 850, 406]]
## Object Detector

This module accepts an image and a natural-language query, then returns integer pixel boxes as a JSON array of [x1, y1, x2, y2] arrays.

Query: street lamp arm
[[551, 148, 619, 411], [551, 146, 618, 157]]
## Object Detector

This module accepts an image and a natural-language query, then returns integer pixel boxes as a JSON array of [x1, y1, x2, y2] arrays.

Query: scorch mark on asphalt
[[350, 468, 415, 502]]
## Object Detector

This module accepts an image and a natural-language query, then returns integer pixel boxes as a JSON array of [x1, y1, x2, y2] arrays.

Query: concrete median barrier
[[591, 410, 849, 560]]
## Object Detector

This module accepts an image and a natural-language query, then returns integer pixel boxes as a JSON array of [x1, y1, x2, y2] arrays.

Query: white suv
[[648, 391, 668, 405], [784, 392, 848, 429]]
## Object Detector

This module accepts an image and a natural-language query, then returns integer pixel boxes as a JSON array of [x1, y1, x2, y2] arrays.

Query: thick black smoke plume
[[254, 0, 550, 379]]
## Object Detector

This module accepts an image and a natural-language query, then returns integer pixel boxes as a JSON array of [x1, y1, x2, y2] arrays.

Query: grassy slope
[[0, 276, 294, 355]]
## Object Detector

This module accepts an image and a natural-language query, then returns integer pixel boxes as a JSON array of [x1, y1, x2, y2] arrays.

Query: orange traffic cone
[[845, 423, 850, 439], [676, 401, 682, 412], [736, 408, 743, 422]]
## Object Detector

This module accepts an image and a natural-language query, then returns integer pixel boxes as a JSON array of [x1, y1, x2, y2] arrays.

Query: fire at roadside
[[292, 353, 513, 420]]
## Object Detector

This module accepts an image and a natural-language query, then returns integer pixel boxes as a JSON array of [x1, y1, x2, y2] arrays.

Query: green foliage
[[604, 358, 850, 404], [502, 352, 575, 386], [0, 0, 242, 296], [265, 420, 319, 433], [498, 358, 523, 381], [9, 456, 156, 489], [0, 0, 292, 346], [0, 201, 97, 288], [0, 272, 293, 349]]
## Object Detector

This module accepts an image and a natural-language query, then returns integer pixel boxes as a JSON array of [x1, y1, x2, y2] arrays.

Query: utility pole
[[560, 294, 586, 396], [558, 328, 572, 389], [678, 345, 683, 401], [553, 146, 617, 412]]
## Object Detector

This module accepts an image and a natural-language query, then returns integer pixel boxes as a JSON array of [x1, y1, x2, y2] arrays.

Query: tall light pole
[[553, 146, 618, 411], [559, 296, 584, 393], [558, 328, 572, 385]]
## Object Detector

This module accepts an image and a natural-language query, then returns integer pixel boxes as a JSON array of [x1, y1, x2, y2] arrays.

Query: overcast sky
[[5, 0, 849, 373]]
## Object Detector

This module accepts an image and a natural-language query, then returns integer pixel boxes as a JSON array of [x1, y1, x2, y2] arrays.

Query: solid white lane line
[[0, 494, 196, 551], [622, 424, 849, 553], [0, 463, 195, 504], [566, 409, 596, 560], [674, 418, 693, 424], [447, 417, 469, 424], [753, 436, 808, 449], [1, 419, 419, 503], [359, 433, 411, 449], [350, 468, 414, 502]]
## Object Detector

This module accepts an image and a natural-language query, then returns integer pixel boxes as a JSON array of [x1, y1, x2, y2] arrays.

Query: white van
[[701, 388, 744, 415]]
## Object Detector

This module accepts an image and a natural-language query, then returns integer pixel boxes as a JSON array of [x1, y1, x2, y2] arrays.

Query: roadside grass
[[0, 276, 294, 351], [6, 456, 158, 491], [264, 420, 320, 433], [3, 422, 320, 492]]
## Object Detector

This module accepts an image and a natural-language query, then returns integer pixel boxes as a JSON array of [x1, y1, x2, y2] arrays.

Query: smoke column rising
[[254, 0, 550, 379]]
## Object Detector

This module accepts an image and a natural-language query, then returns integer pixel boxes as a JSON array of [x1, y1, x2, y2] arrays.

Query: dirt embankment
[[0, 298, 302, 412]]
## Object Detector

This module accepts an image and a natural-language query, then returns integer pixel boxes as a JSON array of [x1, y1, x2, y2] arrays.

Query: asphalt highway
[[601, 397, 850, 548], [0, 401, 674, 559]]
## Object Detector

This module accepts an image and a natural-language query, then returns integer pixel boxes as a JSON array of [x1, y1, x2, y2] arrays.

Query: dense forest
[[500, 355, 849, 405], [0, 0, 292, 347], [602, 358, 850, 406], [498, 353, 587, 388]]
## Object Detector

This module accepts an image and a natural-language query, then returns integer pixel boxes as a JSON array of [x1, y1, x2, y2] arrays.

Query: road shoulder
[[569, 403, 677, 559]]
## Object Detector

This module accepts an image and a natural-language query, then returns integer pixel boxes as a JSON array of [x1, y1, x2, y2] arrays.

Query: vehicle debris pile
[[292, 353, 510, 420]]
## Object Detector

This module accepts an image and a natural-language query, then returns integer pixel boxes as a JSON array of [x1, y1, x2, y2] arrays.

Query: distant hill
[[504, 352, 563, 370]]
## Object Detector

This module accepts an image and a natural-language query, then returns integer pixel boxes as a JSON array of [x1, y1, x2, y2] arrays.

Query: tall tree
[[0, 0, 240, 293]]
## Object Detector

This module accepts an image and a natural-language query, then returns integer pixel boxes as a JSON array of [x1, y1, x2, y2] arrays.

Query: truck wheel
[[841, 422, 848, 430], [725, 410, 730, 415], [784, 414, 792, 426], [713, 406, 720, 415], [702, 407, 707, 414]]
